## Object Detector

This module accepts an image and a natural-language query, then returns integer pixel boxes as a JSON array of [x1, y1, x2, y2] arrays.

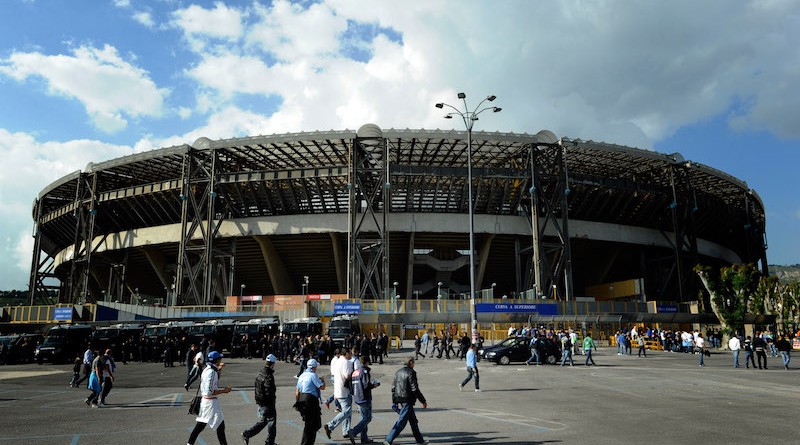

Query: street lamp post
[[436, 93, 502, 345], [302, 275, 309, 296], [240, 283, 246, 299]]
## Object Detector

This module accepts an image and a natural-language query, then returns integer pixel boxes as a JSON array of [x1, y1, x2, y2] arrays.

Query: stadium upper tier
[[30, 127, 767, 304]]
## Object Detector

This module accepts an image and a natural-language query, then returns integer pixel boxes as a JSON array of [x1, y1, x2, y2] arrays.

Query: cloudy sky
[[1, 0, 798, 290]]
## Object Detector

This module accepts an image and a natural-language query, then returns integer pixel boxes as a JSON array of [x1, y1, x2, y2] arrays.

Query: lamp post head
[[493, 107, 502, 113], [393, 281, 399, 286], [435, 103, 444, 109], [444, 114, 453, 119], [438, 281, 443, 286], [457, 92, 466, 99], [487, 95, 496, 101], [241, 284, 246, 289]]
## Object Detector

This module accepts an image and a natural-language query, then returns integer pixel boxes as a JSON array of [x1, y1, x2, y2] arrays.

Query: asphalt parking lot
[[1, 345, 798, 445]]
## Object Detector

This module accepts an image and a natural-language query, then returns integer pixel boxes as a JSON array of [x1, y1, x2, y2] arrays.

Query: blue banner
[[54, 307, 73, 321], [656, 305, 678, 313], [476, 303, 558, 315], [334, 303, 362, 314]]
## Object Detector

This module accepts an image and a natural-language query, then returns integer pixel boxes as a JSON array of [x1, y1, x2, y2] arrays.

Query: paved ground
[[0, 344, 797, 445]]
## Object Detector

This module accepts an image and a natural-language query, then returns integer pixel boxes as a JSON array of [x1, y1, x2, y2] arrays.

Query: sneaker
[[458, 384, 463, 392], [382, 442, 391, 445], [241, 433, 249, 445], [474, 389, 482, 392], [84, 399, 91, 406], [184, 384, 189, 391], [90, 404, 98, 408], [324, 424, 332, 439]]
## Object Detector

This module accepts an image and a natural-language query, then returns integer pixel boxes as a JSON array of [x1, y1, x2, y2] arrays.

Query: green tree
[[695, 263, 761, 345]]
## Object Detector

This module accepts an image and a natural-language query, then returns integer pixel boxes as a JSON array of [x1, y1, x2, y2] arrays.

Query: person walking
[[560, 335, 574, 366], [187, 351, 232, 445], [185, 344, 204, 391], [85, 350, 102, 407], [459, 344, 480, 392], [776, 333, 792, 369], [242, 354, 278, 445], [324, 348, 354, 440], [525, 336, 540, 366], [348, 355, 380, 444], [637, 335, 647, 357], [74, 344, 93, 387], [752, 332, 768, 369], [413, 335, 425, 360], [383, 357, 428, 445], [695, 334, 706, 367], [744, 336, 756, 368], [728, 334, 741, 368], [295, 359, 326, 445], [583, 333, 597, 366], [98, 349, 115, 406], [421, 331, 429, 355]]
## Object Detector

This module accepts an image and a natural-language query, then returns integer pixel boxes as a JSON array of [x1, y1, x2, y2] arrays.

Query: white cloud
[[0, 129, 133, 289], [171, 1, 244, 49], [133, 11, 155, 28], [0, 44, 168, 133]]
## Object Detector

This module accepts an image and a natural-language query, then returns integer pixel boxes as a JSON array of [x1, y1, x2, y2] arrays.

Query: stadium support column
[[175, 143, 231, 306], [348, 124, 389, 300], [743, 190, 769, 275], [667, 161, 700, 302], [65, 172, 98, 303], [526, 131, 573, 301], [28, 198, 60, 305]]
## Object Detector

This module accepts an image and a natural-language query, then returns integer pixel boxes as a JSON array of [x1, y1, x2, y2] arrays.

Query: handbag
[[188, 386, 201, 415]]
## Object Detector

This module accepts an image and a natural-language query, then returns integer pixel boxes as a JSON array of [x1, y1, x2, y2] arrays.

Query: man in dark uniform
[[242, 354, 278, 445], [384, 357, 428, 445]]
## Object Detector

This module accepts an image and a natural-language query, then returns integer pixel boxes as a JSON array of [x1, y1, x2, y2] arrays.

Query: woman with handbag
[[187, 351, 232, 445]]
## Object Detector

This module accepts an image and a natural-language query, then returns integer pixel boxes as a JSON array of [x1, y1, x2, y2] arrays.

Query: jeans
[[745, 351, 755, 368], [327, 395, 352, 435], [384, 403, 424, 445], [349, 401, 372, 441], [243, 405, 276, 445], [560, 349, 573, 366], [585, 349, 595, 365], [756, 350, 768, 369], [780, 350, 790, 368], [100, 377, 113, 403], [461, 367, 479, 389], [638, 345, 647, 357], [525, 350, 540, 365], [698, 348, 704, 366], [732, 350, 740, 368]]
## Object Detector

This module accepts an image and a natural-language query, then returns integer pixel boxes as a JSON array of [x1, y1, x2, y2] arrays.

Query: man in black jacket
[[242, 354, 278, 445], [384, 357, 428, 445]]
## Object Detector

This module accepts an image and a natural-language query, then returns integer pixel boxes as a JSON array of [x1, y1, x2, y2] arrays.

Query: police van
[[230, 317, 280, 358], [328, 315, 361, 347], [281, 317, 323, 338]]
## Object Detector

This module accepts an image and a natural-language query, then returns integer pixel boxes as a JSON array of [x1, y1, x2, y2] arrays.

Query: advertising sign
[[333, 303, 362, 314], [54, 307, 73, 322], [656, 305, 678, 313], [475, 303, 558, 315]]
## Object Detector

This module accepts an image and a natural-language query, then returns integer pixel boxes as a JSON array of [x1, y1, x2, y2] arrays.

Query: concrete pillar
[[253, 235, 294, 294], [476, 234, 496, 292], [405, 232, 415, 299], [142, 246, 171, 289], [330, 233, 346, 293]]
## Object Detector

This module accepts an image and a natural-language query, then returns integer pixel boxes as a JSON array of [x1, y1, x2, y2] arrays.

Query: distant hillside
[[770, 264, 800, 283]]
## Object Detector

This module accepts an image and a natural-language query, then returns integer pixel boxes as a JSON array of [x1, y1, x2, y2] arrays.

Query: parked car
[[479, 336, 561, 365], [0, 334, 43, 364]]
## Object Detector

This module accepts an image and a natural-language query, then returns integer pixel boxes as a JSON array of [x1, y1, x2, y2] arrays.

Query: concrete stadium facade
[[28, 126, 768, 306]]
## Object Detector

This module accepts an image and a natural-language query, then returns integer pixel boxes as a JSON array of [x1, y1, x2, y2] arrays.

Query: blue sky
[[1, 0, 798, 290]]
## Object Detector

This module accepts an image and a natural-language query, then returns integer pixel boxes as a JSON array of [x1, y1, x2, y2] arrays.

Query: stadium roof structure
[[29, 127, 767, 306]]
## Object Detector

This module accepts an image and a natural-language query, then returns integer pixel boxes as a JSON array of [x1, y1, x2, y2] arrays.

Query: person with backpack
[[242, 354, 278, 445], [347, 355, 380, 444], [560, 334, 574, 366], [525, 336, 541, 365]]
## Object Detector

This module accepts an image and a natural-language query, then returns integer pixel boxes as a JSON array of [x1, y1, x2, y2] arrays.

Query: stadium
[[28, 125, 768, 311]]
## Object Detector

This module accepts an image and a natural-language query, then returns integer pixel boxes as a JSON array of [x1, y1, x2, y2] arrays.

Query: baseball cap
[[306, 359, 319, 368], [208, 351, 223, 361], [265, 354, 277, 363]]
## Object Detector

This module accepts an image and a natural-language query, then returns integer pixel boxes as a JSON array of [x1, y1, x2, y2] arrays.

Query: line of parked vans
[[25, 316, 348, 365]]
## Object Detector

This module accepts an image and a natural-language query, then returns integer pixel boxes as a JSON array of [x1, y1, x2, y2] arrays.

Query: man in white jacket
[[324, 348, 354, 440], [728, 335, 741, 368]]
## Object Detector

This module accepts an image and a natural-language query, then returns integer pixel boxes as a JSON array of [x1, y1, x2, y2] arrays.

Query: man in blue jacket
[[348, 355, 380, 444], [459, 344, 480, 392]]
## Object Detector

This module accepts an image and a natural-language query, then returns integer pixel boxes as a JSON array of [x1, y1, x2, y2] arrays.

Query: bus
[[282, 317, 323, 338], [230, 317, 281, 358], [328, 315, 361, 347], [35, 324, 93, 364]]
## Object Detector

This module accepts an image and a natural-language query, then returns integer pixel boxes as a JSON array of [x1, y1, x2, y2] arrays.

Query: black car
[[0, 334, 43, 364], [479, 336, 561, 365]]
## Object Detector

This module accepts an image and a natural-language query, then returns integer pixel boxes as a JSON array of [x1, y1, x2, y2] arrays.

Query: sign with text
[[307, 294, 332, 301], [475, 303, 558, 315], [333, 303, 362, 314], [54, 307, 73, 321], [656, 305, 678, 313]]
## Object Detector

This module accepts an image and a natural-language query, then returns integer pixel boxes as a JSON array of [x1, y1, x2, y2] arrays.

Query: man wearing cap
[[295, 358, 326, 445], [242, 354, 278, 445], [187, 351, 232, 445]]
